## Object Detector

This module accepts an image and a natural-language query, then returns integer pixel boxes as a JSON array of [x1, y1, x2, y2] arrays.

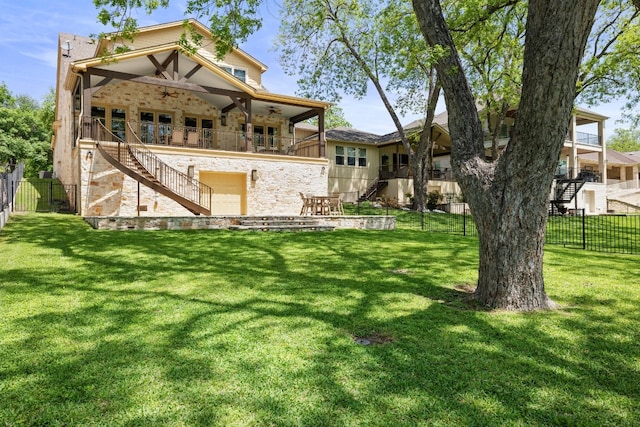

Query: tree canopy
[[0, 83, 54, 176], [607, 127, 640, 152]]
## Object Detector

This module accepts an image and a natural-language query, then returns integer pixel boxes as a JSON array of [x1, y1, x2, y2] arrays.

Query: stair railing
[[91, 119, 212, 212], [125, 123, 212, 211]]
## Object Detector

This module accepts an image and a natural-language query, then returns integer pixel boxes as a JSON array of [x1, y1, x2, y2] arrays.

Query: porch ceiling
[[76, 46, 327, 121]]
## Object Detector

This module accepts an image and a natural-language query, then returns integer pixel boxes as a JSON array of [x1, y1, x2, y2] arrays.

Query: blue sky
[[0, 0, 627, 136]]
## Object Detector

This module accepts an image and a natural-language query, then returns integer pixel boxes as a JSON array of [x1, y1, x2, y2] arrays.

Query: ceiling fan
[[161, 87, 178, 98], [267, 106, 282, 115]]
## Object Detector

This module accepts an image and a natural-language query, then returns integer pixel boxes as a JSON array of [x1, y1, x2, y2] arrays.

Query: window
[[335, 146, 344, 165], [91, 106, 127, 142], [358, 148, 367, 167], [184, 116, 198, 129], [233, 69, 246, 82], [139, 111, 173, 144], [499, 123, 513, 139], [347, 147, 356, 166], [335, 146, 366, 167], [221, 66, 247, 82]]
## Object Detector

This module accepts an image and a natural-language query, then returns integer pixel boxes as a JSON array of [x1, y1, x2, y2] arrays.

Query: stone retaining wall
[[84, 215, 396, 231], [607, 199, 640, 214]]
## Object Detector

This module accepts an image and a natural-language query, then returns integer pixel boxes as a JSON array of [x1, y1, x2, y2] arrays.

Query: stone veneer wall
[[79, 141, 329, 217], [84, 215, 396, 231], [91, 80, 293, 142], [607, 199, 640, 214]]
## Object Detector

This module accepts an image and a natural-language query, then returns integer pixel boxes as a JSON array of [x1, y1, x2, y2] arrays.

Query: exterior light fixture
[[289, 121, 294, 134], [187, 165, 195, 178], [86, 150, 93, 160], [251, 169, 259, 181], [221, 114, 227, 126]]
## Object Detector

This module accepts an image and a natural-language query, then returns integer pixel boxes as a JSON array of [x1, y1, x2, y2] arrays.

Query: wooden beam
[[222, 97, 248, 115], [290, 108, 321, 124], [180, 64, 202, 82], [147, 55, 172, 80], [85, 67, 247, 98], [172, 52, 179, 81]]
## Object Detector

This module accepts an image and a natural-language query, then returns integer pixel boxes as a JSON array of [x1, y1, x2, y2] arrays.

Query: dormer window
[[221, 66, 247, 82]]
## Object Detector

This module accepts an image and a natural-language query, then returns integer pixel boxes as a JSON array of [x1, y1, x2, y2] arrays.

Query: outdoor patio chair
[[186, 131, 199, 148], [329, 192, 344, 215], [171, 129, 184, 146], [299, 192, 314, 215]]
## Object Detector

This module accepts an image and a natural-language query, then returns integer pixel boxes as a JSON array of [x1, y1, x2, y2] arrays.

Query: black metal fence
[[347, 202, 640, 255], [546, 210, 640, 254], [13, 179, 77, 213], [0, 164, 24, 221]]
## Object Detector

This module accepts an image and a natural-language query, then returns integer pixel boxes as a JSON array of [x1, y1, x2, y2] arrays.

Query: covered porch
[[68, 44, 330, 159]]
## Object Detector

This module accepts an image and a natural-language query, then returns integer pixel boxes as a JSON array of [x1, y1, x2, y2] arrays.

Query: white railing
[[607, 180, 640, 192]]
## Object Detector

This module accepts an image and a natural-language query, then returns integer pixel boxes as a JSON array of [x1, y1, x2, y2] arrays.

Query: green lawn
[[1, 214, 639, 426]]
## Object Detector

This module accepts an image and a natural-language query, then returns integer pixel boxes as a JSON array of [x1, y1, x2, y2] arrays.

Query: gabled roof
[[96, 19, 268, 73], [64, 40, 329, 115]]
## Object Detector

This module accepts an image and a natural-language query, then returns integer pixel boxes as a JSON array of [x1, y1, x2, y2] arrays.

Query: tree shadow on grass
[[1, 214, 639, 425]]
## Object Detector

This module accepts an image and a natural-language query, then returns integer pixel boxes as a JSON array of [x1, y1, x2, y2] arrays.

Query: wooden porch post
[[318, 108, 326, 158], [82, 72, 92, 139], [245, 98, 253, 152]]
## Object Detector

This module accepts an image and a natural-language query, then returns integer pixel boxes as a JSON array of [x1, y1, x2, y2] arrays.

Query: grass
[[347, 203, 640, 254], [1, 214, 639, 426]]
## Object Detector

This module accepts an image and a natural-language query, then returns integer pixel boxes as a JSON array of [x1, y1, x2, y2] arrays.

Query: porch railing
[[575, 131, 600, 146], [124, 121, 298, 154], [607, 180, 640, 192]]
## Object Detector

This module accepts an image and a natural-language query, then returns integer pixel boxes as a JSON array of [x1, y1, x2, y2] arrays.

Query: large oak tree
[[412, 0, 600, 310], [93, 0, 640, 310]]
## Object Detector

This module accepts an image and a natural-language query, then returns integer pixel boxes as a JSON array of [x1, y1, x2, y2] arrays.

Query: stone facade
[[607, 199, 640, 214], [79, 141, 328, 217]]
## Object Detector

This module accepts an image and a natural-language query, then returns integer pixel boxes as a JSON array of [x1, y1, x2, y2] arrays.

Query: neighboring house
[[53, 20, 331, 217], [312, 106, 611, 213], [317, 114, 460, 205], [579, 149, 640, 213]]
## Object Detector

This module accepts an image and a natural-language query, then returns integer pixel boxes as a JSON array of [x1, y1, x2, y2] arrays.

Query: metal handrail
[[91, 118, 212, 212], [126, 122, 213, 211]]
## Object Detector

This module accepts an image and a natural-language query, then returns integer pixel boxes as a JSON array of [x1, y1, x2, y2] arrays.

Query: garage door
[[199, 172, 246, 215]]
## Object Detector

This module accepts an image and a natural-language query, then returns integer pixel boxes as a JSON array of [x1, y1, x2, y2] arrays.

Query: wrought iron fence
[[345, 202, 640, 254], [13, 179, 77, 213], [546, 210, 640, 254]]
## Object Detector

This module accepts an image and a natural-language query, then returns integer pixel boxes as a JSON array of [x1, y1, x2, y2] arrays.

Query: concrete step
[[229, 216, 334, 232], [239, 219, 321, 226], [229, 224, 335, 232]]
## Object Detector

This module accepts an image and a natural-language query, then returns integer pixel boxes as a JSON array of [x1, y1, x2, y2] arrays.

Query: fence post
[[463, 208, 467, 236], [357, 191, 360, 215], [582, 208, 586, 250], [49, 181, 54, 212]]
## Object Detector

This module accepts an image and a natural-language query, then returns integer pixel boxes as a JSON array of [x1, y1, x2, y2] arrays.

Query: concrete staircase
[[228, 216, 335, 232]]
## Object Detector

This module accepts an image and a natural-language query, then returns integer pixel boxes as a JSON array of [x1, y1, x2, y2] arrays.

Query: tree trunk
[[413, 0, 599, 310], [411, 149, 429, 210]]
